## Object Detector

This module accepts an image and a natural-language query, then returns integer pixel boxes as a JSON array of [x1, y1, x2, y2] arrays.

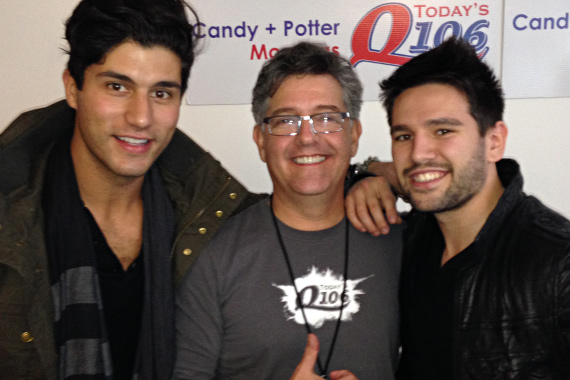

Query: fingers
[[290, 335, 359, 380], [289, 334, 321, 380], [356, 184, 388, 236], [345, 188, 368, 233], [329, 369, 360, 380], [346, 177, 398, 236], [373, 180, 402, 226], [347, 177, 385, 235]]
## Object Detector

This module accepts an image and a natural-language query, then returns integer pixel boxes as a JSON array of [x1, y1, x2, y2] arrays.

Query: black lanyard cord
[[269, 196, 349, 378]]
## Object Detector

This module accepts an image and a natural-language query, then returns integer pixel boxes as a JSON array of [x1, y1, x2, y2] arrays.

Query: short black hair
[[380, 37, 504, 135], [65, 0, 199, 94], [252, 41, 363, 124]]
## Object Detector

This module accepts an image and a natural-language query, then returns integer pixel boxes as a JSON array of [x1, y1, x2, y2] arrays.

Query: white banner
[[186, 0, 502, 105], [502, 0, 570, 98]]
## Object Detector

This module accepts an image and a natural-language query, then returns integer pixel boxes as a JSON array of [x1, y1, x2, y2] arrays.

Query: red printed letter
[[351, 4, 412, 66]]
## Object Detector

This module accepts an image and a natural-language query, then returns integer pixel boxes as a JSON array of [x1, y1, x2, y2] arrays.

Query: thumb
[[291, 334, 320, 378]]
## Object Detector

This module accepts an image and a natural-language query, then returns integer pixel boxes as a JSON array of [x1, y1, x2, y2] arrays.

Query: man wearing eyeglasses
[[173, 42, 403, 380]]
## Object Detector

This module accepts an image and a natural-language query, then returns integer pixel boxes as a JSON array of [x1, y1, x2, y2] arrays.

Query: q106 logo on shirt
[[350, 2, 490, 67]]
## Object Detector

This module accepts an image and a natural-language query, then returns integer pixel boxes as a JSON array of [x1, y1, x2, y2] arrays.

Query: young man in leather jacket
[[348, 37, 570, 379]]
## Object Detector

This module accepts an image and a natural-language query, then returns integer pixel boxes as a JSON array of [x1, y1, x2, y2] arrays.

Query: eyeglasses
[[262, 112, 351, 136]]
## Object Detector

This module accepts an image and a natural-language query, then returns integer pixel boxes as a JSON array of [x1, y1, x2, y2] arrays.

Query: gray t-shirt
[[174, 200, 402, 380]]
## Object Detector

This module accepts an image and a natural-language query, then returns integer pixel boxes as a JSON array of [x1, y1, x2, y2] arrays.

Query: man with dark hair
[[349, 37, 570, 379], [173, 42, 403, 380], [0, 0, 261, 379]]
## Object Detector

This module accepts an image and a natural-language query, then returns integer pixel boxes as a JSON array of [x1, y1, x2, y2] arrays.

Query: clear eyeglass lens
[[266, 112, 346, 136], [313, 113, 345, 133], [268, 117, 298, 135]]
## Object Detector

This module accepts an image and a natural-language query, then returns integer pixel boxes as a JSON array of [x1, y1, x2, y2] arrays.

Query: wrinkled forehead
[[266, 74, 346, 115]]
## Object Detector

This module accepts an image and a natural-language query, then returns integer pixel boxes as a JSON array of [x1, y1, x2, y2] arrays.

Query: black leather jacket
[[398, 159, 570, 380]]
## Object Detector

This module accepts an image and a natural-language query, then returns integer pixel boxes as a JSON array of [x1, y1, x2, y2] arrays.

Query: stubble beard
[[405, 140, 488, 214]]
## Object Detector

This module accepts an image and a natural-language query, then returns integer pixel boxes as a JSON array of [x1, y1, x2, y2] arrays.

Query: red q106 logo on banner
[[350, 2, 490, 67]]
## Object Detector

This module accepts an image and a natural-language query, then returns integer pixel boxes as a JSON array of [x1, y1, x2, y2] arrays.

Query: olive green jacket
[[0, 100, 261, 379]]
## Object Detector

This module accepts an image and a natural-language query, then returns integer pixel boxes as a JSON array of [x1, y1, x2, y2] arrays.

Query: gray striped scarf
[[43, 135, 175, 379]]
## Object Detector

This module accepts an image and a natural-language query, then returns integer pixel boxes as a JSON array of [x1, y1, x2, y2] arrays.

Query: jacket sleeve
[[173, 244, 222, 380], [558, 245, 570, 353]]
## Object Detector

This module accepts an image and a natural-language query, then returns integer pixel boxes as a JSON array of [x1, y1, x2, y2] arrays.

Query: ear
[[62, 69, 79, 110], [485, 121, 508, 163], [253, 124, 267, 162], [349, 119, 363, 157]]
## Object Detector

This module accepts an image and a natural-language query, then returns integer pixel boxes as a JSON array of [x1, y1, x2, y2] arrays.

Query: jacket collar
[[407, 159, 525, 258], [472, 158, 524, 249]]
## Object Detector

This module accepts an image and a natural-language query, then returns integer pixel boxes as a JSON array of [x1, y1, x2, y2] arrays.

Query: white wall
[[2, 0, 569, 219]]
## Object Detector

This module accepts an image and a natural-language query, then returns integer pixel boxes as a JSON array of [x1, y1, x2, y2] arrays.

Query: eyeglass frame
[[261, 112, 352, 136]]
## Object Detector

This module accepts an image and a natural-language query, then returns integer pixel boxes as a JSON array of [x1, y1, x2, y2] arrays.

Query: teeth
[[293, 156, 325, 164], [118, 136, 149, 145], [413, 172, 444, 182]]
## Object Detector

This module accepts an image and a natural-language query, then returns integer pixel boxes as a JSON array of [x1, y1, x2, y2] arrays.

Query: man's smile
[[410, 170, 446, 183], [116, 136, 150, 146], [293, 155, 325, 164]]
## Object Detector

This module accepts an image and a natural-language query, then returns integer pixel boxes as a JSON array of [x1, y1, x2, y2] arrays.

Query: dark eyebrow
[[390, 125, 408, 135], [97, 71, 181, 90], [426, 117, 462, 126], [97, 71, 134, 83], [390, 117, 464, 133], [154, 80, 182, 90]]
